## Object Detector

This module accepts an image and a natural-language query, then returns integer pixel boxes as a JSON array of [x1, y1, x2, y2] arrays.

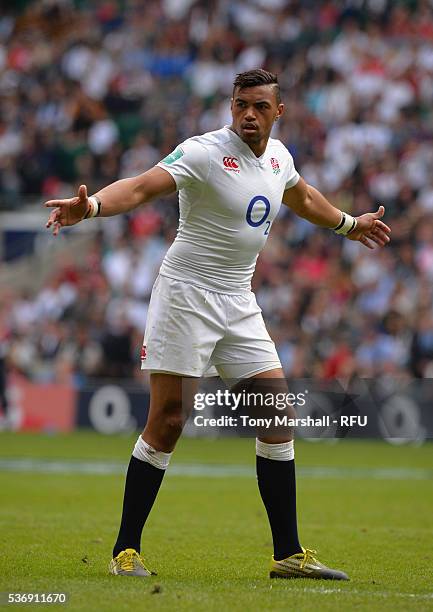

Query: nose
[[244, 106, 256, 121]]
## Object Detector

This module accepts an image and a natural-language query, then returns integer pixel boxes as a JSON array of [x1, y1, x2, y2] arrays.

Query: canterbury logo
[[223, 156, 240, 172]]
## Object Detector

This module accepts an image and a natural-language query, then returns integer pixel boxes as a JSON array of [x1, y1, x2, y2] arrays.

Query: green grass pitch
[[0, 432, 432, 611]]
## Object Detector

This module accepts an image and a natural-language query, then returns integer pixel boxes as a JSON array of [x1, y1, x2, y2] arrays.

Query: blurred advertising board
[[6, 374, 76, 432], [3, 377, 433, 442]]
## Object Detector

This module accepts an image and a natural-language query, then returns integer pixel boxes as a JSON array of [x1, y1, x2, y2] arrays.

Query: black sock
[[112, 456, 165, 558], [256, 456, 302, 560]]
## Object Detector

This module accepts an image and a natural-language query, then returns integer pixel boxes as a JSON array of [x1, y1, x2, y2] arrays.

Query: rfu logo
[[223, 156, 240, 172], [140, 344, 147, 365], [270, 157, 280, 175]]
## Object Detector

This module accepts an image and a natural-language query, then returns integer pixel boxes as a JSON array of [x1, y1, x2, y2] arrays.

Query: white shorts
[[141, 275, 281, 380]]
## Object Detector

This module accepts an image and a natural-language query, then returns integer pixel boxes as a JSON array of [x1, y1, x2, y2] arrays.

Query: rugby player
[[45, 69, 391, 580]]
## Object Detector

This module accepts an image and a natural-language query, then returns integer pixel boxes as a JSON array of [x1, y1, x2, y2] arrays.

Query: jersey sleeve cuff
[[156, 163, 181, 191], [285, 172, 300, 190]]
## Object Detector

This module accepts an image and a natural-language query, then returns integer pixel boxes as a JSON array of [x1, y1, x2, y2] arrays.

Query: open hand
[[45, 184, 90, 236], [347, 205, 391, 249]]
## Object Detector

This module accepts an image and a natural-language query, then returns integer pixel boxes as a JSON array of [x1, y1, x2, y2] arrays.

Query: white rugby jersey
[[157, 126, 299, 293]]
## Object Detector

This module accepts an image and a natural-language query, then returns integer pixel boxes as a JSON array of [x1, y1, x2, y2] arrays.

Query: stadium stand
[[1, 0, 433, 382]]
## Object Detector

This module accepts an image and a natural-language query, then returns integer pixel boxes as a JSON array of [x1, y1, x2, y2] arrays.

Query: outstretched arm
[[45, 166, 176, 236], [282, 177, 391, 249]]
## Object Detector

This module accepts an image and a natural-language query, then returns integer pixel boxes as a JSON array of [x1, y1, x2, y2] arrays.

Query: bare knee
[[163, 412, 185, 439], [143, 373, 197, 452], [143, 399, 186, 451]]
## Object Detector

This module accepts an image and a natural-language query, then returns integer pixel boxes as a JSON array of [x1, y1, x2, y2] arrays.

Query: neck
[[229, 125, 268, 158]]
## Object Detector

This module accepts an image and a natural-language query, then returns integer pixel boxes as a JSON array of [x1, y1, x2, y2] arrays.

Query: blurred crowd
[[1, 0, 433, 388]]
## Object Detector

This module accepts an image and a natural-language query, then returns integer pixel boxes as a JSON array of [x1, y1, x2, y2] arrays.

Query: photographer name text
[[193, 415, 367, 428]]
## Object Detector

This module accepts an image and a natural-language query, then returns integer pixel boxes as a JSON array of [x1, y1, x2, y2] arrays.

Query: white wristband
[[84, 196, 100, 219], [88, 196, 99, 218], [333, 212, 357, 236]]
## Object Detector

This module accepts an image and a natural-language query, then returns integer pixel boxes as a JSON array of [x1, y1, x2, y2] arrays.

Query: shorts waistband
[[158, 272, 252, 296]]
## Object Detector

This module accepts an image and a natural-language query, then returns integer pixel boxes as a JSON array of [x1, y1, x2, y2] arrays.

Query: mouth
[[242, 124, 258, 134]]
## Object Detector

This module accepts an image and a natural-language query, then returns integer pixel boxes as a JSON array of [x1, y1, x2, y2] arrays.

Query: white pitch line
[[276, 586, 433, 601], [0, 459, 432, 480]]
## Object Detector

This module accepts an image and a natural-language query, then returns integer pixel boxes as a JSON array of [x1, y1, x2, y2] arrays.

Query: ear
[[276, 103, 285, 121]]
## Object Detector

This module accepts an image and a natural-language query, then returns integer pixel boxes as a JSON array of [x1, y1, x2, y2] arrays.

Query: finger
[[372, 205, 385, 219], [46, 207, 62, 224], [374, 219, 391, 233], [360, 235, 374, 249], [53, 221, 63, 236], [367, 232, 388, 247], [373, 228, 391, 243], [45, 196, 78, 209], [46, 209, 61, 228], [78, 184, 88, 202], [368, 225, 391, 242]]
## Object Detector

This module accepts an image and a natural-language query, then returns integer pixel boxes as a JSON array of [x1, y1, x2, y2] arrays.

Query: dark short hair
[[232, 69, 280, 104]]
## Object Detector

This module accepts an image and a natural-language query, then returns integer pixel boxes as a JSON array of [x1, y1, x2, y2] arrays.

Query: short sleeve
[[284, 151, 300, 190], [157, 139, 209, 191]]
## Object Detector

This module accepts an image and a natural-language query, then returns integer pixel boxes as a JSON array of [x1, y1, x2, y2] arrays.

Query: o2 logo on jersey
[[246, 195, 271, 235]]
